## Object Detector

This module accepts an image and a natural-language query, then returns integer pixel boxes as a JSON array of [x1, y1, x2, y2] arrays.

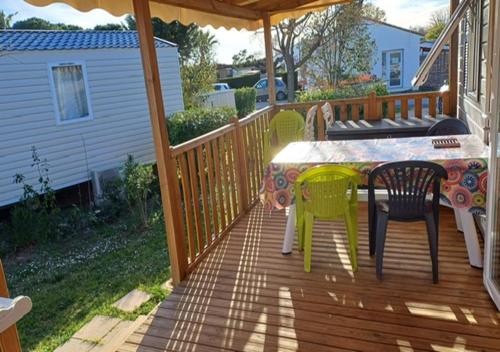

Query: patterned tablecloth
[[260, 135, 489, 214]]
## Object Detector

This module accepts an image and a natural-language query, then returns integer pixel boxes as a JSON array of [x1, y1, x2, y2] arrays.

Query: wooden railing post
[[133, 0, 187, 285], [442, 91, 451, 115], [317, 104, 326, 141], [368, 91, 377, 120], [231, 117, 250, 212], [0, 260, 22, 352]]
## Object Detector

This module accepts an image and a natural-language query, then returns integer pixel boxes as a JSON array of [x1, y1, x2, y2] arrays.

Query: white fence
[[198, 90, 236, 109]]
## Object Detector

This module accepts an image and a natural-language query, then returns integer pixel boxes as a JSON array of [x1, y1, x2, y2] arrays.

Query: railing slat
[[339, 104, 347, 121], [178, 154, 196, 262], [218, 136, 233, 224], [211, 139, 226, 231], [205, 141, 219, 240], [352, 104, 360, 121], [401, 99, 409, 119], [187, 149, 204, 254], [225, 134, 238, 220], [387, 100, 396, 120], [428, 95, 437, 117], [196, 145, 212, 248], [415, 97, 423, 119]]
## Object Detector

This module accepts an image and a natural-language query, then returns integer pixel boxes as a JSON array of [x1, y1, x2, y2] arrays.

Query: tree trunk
[[284, 56, 296, 102]]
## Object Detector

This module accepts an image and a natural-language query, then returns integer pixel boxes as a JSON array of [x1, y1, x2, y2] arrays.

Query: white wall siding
[[367, 22, 422, 92], [0, 47, 184, 207]]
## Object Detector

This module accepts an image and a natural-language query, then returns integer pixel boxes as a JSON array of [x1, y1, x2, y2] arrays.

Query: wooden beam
[[0, 260, 21, 352], [159, 0, 261, 20], [263, 13, 276, 105], [133, 0, 187, 285], [448, 0, 459, 116]]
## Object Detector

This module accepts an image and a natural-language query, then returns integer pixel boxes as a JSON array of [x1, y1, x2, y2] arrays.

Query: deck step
[[112, 289, 152, 313]]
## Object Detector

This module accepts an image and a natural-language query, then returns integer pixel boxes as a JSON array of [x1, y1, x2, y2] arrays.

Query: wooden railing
[[170, 106, 273, 274], [279, 90, 451, 140], [169, 90, 451, 277]]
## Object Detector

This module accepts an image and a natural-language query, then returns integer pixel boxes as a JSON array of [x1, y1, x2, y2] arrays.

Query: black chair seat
[[376, 199, 434, 220]]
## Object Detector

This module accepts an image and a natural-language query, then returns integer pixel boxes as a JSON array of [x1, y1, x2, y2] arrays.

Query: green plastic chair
[[295, 165, 360, 272], [264, 110, 304, 165]]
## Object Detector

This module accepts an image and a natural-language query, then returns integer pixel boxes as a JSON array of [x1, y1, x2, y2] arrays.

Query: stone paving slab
[[112, 289, 152, 312], [73, 315, 122, 342], [54, 338, 95, 352]]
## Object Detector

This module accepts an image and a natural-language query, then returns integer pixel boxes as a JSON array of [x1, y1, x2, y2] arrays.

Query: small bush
[[167, 107, 236, 145], [8, 147, 61, 249], [122, 155, 157, 228], [234, 87, 257, 118], [296, 81, 389, 102], [220, 72, 260, 89]]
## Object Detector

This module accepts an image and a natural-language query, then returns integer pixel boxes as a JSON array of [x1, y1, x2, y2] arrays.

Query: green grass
[[2, 210, 171, 352]]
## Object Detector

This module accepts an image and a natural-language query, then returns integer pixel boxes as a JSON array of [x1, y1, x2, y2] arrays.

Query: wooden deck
[[119, 204, 500, 352]]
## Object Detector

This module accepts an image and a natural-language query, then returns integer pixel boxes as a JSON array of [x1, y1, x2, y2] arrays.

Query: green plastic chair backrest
[[269, 110, 305, 147], [295, 165, 359, 220]]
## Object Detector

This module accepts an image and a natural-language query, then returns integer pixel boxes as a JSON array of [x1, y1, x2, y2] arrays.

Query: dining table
[[259, 134, 490, 268]]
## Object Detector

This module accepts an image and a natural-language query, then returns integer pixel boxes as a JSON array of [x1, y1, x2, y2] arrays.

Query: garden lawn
[[2, 211, 171, 352]]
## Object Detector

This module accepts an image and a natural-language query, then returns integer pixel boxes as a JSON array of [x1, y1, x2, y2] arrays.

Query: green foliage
[[0, 10, 16, 29], [234, 88, 257, 118], [232, 49, 259, 67], [181, 62, 217, 109], [122, 155, 157, 228], [296, 81, 389, 102], [425, 22, 446, 40], [220, 72, 261, 89], [8, 147, 61, 249], [94, 23, 125, 31], [12, 17, 82, 30], [167, 107, 236, 145]]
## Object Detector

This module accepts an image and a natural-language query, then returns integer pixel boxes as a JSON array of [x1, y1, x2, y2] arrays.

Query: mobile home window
[[49, 62, 92, 124], [382, 50, 403, 88], [463, 0, 482, 101]]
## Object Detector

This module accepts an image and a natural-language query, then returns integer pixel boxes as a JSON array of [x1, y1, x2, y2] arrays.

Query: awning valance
[[24, 0, 351, 30]]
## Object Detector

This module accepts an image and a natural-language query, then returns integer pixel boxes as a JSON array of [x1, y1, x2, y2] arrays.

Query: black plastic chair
[[426, 118, 470, 136], [368, 161, 448, 283]]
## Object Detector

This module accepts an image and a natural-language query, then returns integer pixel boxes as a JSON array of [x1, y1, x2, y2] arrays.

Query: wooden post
[[231, 117, 249, 212], [263, 13, 276, 106], [448, 0, 459, 116], [367, 91, 377, 120], [133, 0, 187, 285], [0, 261, 21, 352], [317, 104, 326, 140]]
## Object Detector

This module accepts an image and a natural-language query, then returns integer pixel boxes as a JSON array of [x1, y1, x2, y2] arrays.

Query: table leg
[[456, 208, 483, 268], [282, 205, 296, 255], [453, 208, 463, 232]]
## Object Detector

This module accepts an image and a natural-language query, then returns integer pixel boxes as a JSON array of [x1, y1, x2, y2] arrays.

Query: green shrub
[[167, 107, 236, 145], [220, 72, 260, 89], [234, 87, 257, 118], [296, 81, 389, 102], [122, 155, 157, 228], [8, 147, 61, 249]]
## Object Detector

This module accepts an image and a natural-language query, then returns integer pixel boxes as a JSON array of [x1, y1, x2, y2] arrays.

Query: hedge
[[167, 107, 237, 146], [234, 88, 257, 118], [296, 81, 389, 102], [220, 72, 260, 89]]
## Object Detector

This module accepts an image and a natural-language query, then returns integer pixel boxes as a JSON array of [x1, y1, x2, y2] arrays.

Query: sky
[[2, 0, 449, 64]]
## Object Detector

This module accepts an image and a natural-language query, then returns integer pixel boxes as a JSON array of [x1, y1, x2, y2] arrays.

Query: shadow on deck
[[119, 204, 500, 352]]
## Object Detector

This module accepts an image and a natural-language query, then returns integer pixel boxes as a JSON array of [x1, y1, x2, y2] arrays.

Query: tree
[[303, 2, 375, 88], [94, 23, 125, 31], [12, 17, 82, 30], [0, 10, 16, 29], [232, 49, 258, 67], [362, 3, 387, 22], [425, 8, 449, 40]]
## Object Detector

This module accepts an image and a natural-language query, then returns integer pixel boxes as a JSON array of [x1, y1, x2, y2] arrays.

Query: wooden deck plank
[[121, 204, 500, 352]]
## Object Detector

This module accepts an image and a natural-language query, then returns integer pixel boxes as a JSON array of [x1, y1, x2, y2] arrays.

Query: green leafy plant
[[9, 146, 61, 249], [122, 155, 157, 228], [296, 81, 389, 102], [234, 87, 257, 118], [167, 107, 236, 145]]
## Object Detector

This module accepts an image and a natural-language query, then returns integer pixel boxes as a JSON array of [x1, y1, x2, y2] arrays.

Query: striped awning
[[24, 0, 352, 30]]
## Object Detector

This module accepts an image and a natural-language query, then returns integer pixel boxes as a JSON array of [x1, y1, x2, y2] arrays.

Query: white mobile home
[[366, 20, 423, 92], [0, 30, 184, 207]]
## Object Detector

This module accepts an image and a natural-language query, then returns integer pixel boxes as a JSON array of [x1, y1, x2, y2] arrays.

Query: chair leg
[[425, 213, 439, 283], [375, 212, 389, 281], [350, 203, 359, 250], [369, 203, 377, 256], [297, 213, 304, 251], [304, 212, 314, 273], [344, 213, 358, 272]]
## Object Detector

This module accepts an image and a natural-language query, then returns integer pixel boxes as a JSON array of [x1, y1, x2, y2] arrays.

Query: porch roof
[[24, 0, 352, 30]]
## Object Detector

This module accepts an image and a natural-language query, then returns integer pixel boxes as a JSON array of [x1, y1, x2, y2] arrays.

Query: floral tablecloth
[[260, 135, 489, 214]]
